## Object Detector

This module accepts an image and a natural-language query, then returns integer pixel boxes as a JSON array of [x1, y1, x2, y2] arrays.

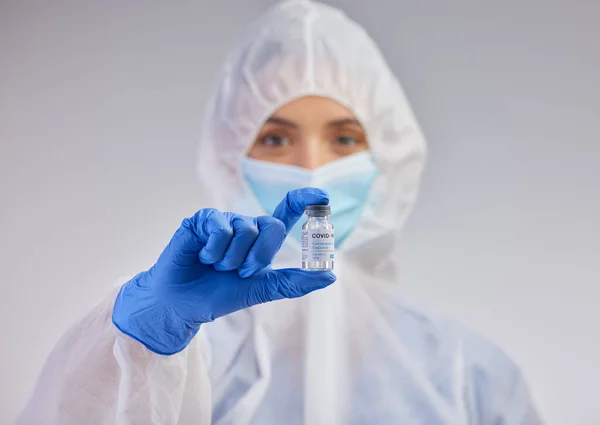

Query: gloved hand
[[112, 188, 335, 355]]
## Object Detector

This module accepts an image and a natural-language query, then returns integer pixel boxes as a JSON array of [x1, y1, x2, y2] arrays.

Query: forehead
[[269, 95, 359, 121]]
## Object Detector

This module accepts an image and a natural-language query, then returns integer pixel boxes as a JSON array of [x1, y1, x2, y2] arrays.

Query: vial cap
[[305, 204, 331, 217]]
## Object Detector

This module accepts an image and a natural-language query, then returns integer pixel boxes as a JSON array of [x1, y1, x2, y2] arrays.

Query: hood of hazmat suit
[[16, 1, 543, 425]]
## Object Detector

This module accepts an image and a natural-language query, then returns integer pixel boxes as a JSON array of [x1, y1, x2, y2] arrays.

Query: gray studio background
[[1, 1, 599, 424]]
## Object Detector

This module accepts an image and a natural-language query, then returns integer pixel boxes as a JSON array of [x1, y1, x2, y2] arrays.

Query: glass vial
[[301, 205, 334, 270]]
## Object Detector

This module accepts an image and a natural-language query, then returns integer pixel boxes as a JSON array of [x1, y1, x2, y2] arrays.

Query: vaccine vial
[[301, 205, 334, 270]]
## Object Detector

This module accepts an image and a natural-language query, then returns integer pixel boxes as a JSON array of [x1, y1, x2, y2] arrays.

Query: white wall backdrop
[[1, 1, 599, 424]]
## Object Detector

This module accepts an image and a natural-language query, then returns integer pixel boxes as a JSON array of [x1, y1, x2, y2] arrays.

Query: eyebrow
[[265, 117, 362, 128], [265, 117, 298, 128], [326, 118, 362, 127]]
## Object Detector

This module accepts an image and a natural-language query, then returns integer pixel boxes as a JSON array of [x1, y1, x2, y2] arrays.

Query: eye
[[335, 136, 358, 146], [261, 134, 290, 147]]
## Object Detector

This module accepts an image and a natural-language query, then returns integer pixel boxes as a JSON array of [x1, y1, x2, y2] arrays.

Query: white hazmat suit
[[17, 1, 543, 424]]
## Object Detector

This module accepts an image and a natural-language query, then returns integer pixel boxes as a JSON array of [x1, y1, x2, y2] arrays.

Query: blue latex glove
[[112, 188, 335, 355]]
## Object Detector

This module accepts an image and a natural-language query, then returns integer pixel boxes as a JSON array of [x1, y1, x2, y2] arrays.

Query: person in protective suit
[[16, 1, 543, 424]]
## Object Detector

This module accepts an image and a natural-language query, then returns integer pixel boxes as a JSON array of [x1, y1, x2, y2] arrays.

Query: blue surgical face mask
[[241, 151, 378, 247]]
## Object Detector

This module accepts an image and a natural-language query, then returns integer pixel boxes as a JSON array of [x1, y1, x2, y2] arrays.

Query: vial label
[[301, 229, 335, 262]]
